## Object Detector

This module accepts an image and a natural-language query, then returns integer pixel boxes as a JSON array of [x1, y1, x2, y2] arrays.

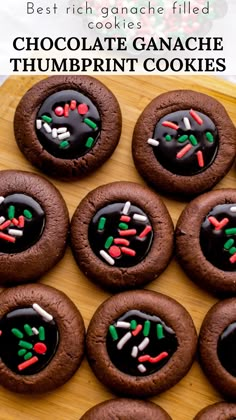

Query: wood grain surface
[[0, 75, 235, 420]]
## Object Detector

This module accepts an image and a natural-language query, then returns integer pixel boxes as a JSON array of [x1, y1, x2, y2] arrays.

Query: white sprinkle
[[57, 127, 67, 134], [36, 120, 42, 130], [0, 197, 5, 205], [138, 337, 150, 351], [8, 229, 23, 237], [58, 132, 70, 141], [52, 128, 58, 139], [147, 138, 159, 147], [131, 346, 138, 358], [122, 201, 131, 215], [138, 364, 146, 373], [32, 303, 53, 322], [0, 216, 6, 224], [43, 123, 52, 133], [133, 214, 147, 222], [116, 321, 131, 329], [183, 117, 191, 130], [99, 250, 115, 266], [117, 332, 132, 350], [32, 327, 39, 335], [230, 207, 236, 213]]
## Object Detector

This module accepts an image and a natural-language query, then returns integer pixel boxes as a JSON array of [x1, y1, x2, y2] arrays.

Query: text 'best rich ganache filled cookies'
[[70, 182, 174, 291], [14, 76, 121, 179], [132, 90, 236, 196], [0, 170, 69, 285], [0, 284, 85, 393], [86, 290, 197, 397]]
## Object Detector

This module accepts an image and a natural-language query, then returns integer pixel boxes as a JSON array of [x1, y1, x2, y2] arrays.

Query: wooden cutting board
[[0, 75, 235, 420]]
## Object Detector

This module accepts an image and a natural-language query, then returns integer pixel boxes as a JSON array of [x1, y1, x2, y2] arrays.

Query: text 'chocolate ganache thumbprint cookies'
[[80, 399, 172, 420], [132, 90, 236, 196], [0, 284, 85, 393], [86, 290, 197, 397], [70, 182, 174, 291], [199, 299, 236, 400], [14, 76, 121, 179], [176, 189, 236, 296], [194, 402, 236, 420], [0, 170, 69, 286]]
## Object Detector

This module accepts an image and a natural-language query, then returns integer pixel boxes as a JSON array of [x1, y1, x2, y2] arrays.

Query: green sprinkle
[[226, 228, 236, 235], [24, 324, 33, 336], [189, 134, 198, 146], [23, 209, 32, 219], [130, 320, 137, 330], [165, 135, 172, 141], [19, 340, 33, 349], [206, 132, 214, 143], [39, 326, 45, 341], [109, 325, 118, 341], [157, 324, 164, 339], [119, 223, 129, 230], [59, 140, 69, 149], [8, 205, 15, 220], [98, 217, 106, 231], [24, 352, 33, 361], [229, 247, 236, 255], [11, 328, 24, 339], [84, 118, 97, 130], [18, 349, 27, 356], [224, 239, 234, 250], [143, 320, 151, 337], [105, 236, 113, 249], [85, 137, 95, 148], [178, 135, 188, 143], [42, 115, 52, 123]]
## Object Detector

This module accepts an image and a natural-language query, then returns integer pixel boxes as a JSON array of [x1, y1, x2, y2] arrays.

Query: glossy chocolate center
[[88, 202, 153, 267], [217, 322, 236, 377], [200, 203, 236, 271], [106, 310, 178, 376], [36, 89, 101, 159], [150, 109, 218, 176], [0, 194, 45, 254], [0, 306, 59, 375]]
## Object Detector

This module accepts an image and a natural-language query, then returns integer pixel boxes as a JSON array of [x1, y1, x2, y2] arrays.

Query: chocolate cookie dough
[[86, 290, 197, 397], [14, 76, 121, 179], [194, 402, 236, 419], [80, 399, 172, 420], [132, 90, 236, 196], [176, 189, 236, 296], [0, 170, 69, 285], [70, 182, 174, 291], [0, 284, 85, 393], [199, 298, 236, 400]]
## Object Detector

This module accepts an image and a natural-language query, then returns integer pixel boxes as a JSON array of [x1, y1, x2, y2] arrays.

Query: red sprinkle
[[12, 218, 19, 226], [162, 121, 179, 130], [139, 225, 152, 239], [54, 106, 64, 117], [34, 342, 47, 354], [208, 216, 229, 230], [132, 324, 142, 336], [0, 220, 11, 230], [121, 247, 136, 256], [190, 109, 203, 125], [78, 103, 89, 115], [230, 254, 236, 264], [196, 150, 204, 168], [120, 215, 131, 222], [138, 352, 168, 364], [18, 216, 25, 228], [64, 104, 70, 117], [0, 331, 2, 336], [119, 229, 137, 237], [0, 232, 15, 243], [70, 100, 77, 110], [177, 144, 192, 159], [18, 356, 38, 371], [109, 245, 121, 258], [114, 238, 130, 246]]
